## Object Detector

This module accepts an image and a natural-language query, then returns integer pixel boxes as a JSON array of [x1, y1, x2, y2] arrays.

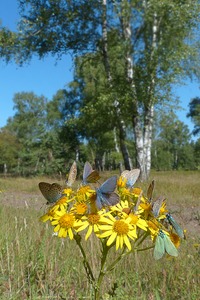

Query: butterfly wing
[[163, 233, 178, 257], [121, 170, 130, 178], [66, 161, 77, 187], [83, 161, 100, 184], [98, 176, 118, 194], [96, 176, 119, 209], [39, 182, 62, 204], [154, 231, 165, 260], [152, 196, 165, 217], [147, 180, 154, 203], [166, 213, 184, 239], [121, 169, 140, 188], [96, 190, 119, 210]]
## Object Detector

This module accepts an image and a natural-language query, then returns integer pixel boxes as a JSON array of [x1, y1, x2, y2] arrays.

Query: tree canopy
[[0, 0, 200, 177]]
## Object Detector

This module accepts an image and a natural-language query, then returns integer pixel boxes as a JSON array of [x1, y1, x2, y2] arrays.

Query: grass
[[0, 170, 200, 299]]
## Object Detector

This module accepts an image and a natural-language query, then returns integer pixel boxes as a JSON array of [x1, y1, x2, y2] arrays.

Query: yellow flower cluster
[[39, 172, 184, 259]]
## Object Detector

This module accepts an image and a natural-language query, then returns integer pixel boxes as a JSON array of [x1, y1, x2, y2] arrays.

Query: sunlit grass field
[[0, 171, 199, 299]]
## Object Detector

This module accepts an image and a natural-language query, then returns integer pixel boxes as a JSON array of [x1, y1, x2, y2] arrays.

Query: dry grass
[[0, 171, 199, 299]]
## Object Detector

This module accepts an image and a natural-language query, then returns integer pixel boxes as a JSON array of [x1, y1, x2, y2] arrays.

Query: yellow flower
[[169, 232, 180, 248], [159, 201, 168, 219], [75, 210, 108, 240], [147, 220, 160, 238], [131, 187, 142, 196], [40, 206, 58, 222], [62, 188, 74, 197], [53, 196, 70, 211], [51, 206, 78, 239], [117, 176, 127, 188], [128, 213, 148, 231], [99, 214, 137, 251], [71, 202, 88, 216], [110, 200, 132, 215], [76, 186, 96, 203]]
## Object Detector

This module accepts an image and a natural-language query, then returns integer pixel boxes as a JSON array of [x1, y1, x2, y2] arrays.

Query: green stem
[[106, 246, 126, 273], [74, 234, 95, 285], [135, 231, 149, 247], [94, 240, 110, 300]]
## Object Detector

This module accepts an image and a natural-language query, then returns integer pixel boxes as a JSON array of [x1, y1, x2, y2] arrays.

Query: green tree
[[1, 0, 199, 179], [152, 112, 195, 170], [6, 92, 48, 175], [0, 128, 21, 173], [187, 97, 200, 136]]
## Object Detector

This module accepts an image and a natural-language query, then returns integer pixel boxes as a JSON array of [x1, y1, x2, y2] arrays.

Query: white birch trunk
[[121, 1, 158, 180]]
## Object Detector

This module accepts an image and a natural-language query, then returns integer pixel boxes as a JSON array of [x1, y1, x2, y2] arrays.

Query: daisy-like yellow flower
[[147, 219, 160, 238], [75, 210, 108, 240], [40, 206, 58, 223], [117, 176, 127, 189], [110, 200, 133, 216], [158, 201, 168, 219], [53, 195, 70, 211], [128, 213, 148, 232], [51, 206, 78, 239], [71, 202, 88, 216], [139, 202, 152, 219], [169, 232, 180, 248], [76, 186, 96, 203], [118, 186, 133, 202], [99, 214, 137, 251], [62, 187, 74, 197]]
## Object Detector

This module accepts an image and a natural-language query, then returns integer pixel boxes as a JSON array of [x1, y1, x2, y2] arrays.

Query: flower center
[[76, 203, 87, 215], [87, 213, 100, 225], [57, 196, 68, 205], [132, 188, 142, 195], [59, 213, 75, 229], [122, 207, 131, 215], [113, 220, 129, 235]]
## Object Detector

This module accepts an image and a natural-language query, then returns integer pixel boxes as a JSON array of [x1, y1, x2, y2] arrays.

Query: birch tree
[[1, 0, 199, 179]]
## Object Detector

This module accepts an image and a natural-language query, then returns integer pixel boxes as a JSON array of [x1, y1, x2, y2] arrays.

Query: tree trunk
[[102, 0, 132, 170], [121, 1, 158, 180]]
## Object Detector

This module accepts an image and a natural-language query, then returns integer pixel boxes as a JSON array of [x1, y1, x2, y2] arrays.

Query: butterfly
[[82, 161, 100, 185], [96, 176, 119, 210], [154, 230, 178, 260], [38, 182, 63, 204], [66, 161, 77, 187], [151, 196, 165, 217], [147, 180, 155, 203], [121, 169, 140, 189], [166, 213, 184, 239]]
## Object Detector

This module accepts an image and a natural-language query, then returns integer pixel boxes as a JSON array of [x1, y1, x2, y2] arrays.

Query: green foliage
[[187, 97, 200, 136], [151, 111, 197, 170], [0, 128, 21, 172]]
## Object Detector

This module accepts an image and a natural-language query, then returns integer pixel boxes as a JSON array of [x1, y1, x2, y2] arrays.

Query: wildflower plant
[[39, 162, 184, 299]]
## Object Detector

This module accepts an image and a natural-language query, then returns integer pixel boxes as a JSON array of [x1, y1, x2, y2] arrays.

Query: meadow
[[0, 171, 199, 300]]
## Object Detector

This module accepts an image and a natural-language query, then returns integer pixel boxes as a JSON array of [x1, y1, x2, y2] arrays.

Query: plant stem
[[74, 234, 95, 285]]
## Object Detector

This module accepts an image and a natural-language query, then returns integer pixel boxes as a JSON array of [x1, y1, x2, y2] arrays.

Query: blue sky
[[0, 0, 199, 139]]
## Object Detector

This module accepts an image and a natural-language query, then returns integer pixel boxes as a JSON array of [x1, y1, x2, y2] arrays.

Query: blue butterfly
[[96, 176, 119, 210], [151, 196, 165, 217], [39, 182, 63, 204], [121, 169, 140, 188], [166, 213, 184, 239], [154, 230, 178, 260], [82, 161, 100, 185]]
